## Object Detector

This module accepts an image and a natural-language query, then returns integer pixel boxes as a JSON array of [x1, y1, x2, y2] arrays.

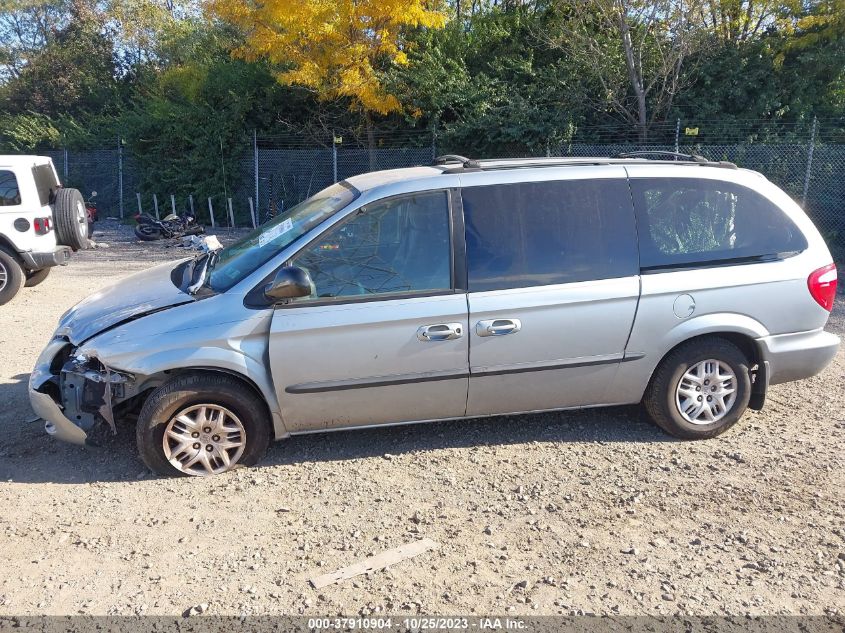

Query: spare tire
[[53, 188, 89, 251]]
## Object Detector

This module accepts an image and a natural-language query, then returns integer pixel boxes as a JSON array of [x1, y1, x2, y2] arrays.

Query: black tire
[[643, 337, 751, 440], [0, 248, 25, 306], [136, 373, 271, 477], [24, 267, 51, 287], [53, 188, 89, 251], [134, 224, 164, 241]]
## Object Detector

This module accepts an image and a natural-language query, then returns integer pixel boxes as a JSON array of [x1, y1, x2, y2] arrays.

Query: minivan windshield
[[207, 182, 359, 292]]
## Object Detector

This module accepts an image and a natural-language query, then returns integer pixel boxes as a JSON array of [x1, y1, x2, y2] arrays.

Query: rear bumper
[[756, 329, 840, 385], [19, 245, 72, 271]]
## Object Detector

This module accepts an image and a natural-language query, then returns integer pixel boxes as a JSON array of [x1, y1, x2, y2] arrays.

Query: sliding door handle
[[476, 318, 521, 337]]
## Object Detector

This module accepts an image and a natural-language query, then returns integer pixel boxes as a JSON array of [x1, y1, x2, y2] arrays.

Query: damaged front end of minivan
[[28, 258, 206, 445], [29, 338, 139, 446]]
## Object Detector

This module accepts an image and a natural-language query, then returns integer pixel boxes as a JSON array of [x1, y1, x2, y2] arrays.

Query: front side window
[[290, 190, 452, 300], [0, 171, 21, 206], [630, 177, 807, 269], [462, 178, 639, 292], [208, 182, 358, 292]]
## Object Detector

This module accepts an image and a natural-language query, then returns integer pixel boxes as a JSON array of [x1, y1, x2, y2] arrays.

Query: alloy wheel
[[162, 404, 246, 476], [674, 359, 737, 425]]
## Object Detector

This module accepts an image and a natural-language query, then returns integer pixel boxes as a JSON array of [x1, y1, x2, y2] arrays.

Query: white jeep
[[0, 155, 89, 305]]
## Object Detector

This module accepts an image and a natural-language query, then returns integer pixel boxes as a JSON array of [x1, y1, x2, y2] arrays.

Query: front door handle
[[417, 322, 464, 342], [476, 318, 522, 337]]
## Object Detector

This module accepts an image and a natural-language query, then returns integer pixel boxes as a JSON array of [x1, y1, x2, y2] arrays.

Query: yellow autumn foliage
[[207, 0, 447, 115], [794, 0, 845, 46]]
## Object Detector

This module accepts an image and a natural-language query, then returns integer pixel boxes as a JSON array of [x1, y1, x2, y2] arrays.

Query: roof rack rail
[[616, 151, 736, 169], [616, 150, 709, 163], [433, 154, 481, 169], [430, 154, 738, 173]]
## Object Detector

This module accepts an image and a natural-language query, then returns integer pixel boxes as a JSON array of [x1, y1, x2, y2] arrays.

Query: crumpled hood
[[57, 259, 194, 345]]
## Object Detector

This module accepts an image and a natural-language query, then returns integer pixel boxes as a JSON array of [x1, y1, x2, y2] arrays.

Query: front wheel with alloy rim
[[644, 338, 751, 439], [0, 248, 25, 306], [137, 373, 271, 476]]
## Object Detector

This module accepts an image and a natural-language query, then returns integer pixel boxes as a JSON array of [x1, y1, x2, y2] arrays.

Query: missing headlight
[[60, 355, 133, 436]]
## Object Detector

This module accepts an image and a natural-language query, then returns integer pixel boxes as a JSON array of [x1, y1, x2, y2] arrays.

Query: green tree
[[2, 0, 120, 121], [694, 0, 800, 43], [674, 5, 845, 133], [396, 6, 586, 156], [543, 0, 705, 139], [118, 24, 316, 216], [792, 0, 845, 48], [0, 0, 70, 80]]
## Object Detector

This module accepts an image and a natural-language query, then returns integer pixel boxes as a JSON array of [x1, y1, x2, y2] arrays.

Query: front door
[[460, 170, 642, 416], [268, 190, 470, 432]]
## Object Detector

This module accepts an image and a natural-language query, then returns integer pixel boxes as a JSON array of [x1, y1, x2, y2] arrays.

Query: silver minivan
[[29, 155, 840, 476]]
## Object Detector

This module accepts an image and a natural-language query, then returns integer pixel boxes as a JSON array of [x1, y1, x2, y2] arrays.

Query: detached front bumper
[[29, 337, 133, 446], [29, 338, 88, 444], [29, 388, 87, 444]]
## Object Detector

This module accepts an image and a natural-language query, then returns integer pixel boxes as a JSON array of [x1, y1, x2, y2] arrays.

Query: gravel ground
[[0, 222, 843, 618]]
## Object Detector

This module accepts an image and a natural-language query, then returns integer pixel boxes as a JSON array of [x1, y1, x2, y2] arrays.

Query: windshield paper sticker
[[258, 217, 294, 248]]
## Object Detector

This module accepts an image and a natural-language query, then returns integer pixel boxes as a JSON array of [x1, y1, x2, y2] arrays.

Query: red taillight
[[33, 217, 51, 234], [808, 263, 838, 311]]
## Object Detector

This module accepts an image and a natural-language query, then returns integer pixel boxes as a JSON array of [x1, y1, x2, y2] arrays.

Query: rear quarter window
[[629, 177, 807, 269], [0, 170, 21, 206]]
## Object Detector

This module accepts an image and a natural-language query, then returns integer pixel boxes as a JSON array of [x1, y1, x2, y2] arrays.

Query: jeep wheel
[[644, 338, 751, 439], [0, 248, 25, 306], [136, 373, 271, 477], [54, 188, 89, 251], [24, 267, 51, 287]]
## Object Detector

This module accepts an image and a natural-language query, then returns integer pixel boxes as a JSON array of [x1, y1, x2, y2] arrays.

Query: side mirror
[[90, 191, 97, 198], [264, 266, 313, 303]]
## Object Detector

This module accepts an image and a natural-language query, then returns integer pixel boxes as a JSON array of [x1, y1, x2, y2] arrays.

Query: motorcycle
[[86, 191, 98, 222], [134, 211, 204, 241]]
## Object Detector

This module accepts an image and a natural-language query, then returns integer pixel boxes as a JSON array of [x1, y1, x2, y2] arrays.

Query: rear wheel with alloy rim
[[137, 373, 271, 476], [675, 359, 737, 424], [644, 338, 751, 439]]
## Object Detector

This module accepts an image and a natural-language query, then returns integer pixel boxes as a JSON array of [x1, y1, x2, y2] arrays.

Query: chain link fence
[[33, 121, 845, 242], [41, 146, 138, 221], [246, 136, 434, 226]]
